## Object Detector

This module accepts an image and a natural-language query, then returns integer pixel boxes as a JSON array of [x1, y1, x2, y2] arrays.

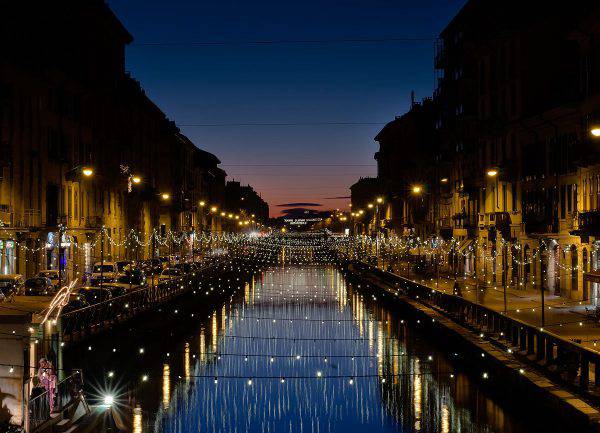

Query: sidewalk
[[382, 261, 600, 352]]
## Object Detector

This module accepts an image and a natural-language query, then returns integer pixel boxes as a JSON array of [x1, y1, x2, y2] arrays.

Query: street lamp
[[367, 203, 374, 209], [199, 200, 206, 207], [440, 177, 448, 183], [591, 126, 600, 137], [412, 185, 422, 194], [486, 169, 498, 177], [161, 193, 170, 200], [132, 175, 142, 184], [376, 197, 383, 204], [210, 206, 218, 213], [82, 167, 94, 177]]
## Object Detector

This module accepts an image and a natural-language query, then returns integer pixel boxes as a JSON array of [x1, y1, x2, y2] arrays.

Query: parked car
[[90, 262, 119, 286], [24, 277, 53, 296], [148, 259, 163, 275], [37, 269, 65, 289], [61, 296, 90, 314], [159, 268, 182, 281], [113, 269, 147, 291], [101, 284, 127, 298], [116, 260, 133, 274], [174, 262, 197, 274], [77, 286, 112, 305], [0, 274, 24, 301]]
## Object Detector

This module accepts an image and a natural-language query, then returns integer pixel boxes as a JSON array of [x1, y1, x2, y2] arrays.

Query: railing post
[[520, 328, 527, 352], [580, 355, 590, 390], [536, 332, 544, 360], [527, 329, 535, 355], [546, 338, 554, 364]]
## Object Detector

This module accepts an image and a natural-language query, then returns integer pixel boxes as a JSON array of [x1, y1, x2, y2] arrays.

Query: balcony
[[0, 209, 41, 229], [85, 216, 104, 229], [14, 210, 41, 228], [574, 210, 600, 236], [494, 212, 512, 240], [524, 212, 553, 235]]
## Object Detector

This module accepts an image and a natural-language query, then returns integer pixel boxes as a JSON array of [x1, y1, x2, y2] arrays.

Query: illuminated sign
[[283, 218, 322, 226]]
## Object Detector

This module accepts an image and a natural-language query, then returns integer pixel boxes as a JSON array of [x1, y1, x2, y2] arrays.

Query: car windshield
[[93, 265, 115, 273]]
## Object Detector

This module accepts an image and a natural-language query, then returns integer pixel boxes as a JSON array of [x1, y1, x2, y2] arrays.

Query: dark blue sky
[[109, 0, 465, 215]]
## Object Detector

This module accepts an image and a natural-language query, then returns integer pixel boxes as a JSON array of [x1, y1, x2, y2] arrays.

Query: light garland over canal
[[59, 243, 570, 432]]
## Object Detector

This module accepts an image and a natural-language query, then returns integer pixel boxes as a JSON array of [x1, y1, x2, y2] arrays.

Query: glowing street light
[[591, 126, 600, 137], [82, 167, 94, 177], [103, 395, 115, 407], [199, 201, 206, 207], [210, 206, 218, 212], [161, 193, 170, 200], [412, 185, 422, 194], [376, 197, 383, 204], [132, 175, 142, 184], [486, 169, 498, 177], [367, 203, 374, 209], [440, 177, 448, 183]]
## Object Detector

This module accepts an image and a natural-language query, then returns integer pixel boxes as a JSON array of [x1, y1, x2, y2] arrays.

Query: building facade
[[363, 0, 600, 301], [0, 0, 241, 281]]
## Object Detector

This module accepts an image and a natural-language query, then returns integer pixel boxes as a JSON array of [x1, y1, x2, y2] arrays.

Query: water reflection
[[162, 364, 170, 409], [150, 266, 557, 433]]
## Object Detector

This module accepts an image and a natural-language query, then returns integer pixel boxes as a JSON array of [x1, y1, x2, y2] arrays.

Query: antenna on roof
[[410, 90, 416, 108]]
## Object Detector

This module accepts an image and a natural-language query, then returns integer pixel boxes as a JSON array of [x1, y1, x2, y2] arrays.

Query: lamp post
[[410, 185, 423, 278], [375, 197, 384, 267], [57, 165, 94, 290]]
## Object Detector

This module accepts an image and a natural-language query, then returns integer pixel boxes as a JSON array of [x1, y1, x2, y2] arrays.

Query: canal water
[[64, 265, 569, 432]]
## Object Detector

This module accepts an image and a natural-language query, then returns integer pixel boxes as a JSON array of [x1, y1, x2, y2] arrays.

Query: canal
[[63, 264, 570, 432]]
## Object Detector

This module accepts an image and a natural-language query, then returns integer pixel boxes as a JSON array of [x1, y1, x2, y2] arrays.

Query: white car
[[90, 262, 119, 286], [37, 269, 65, 289], [159, 268, 182, 281]]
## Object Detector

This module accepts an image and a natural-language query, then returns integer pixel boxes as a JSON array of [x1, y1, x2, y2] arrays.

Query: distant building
[[225, 180, 269, 227]]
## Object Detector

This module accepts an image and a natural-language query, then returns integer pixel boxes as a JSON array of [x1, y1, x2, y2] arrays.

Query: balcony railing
[[576, 210, 600, 236], [0, 209, 42, 228]]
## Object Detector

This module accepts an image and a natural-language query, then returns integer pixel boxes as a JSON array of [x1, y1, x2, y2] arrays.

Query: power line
[[222, 164, 374, 167], [132, 36, 435, 47], [179, 122, 385, 127]]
